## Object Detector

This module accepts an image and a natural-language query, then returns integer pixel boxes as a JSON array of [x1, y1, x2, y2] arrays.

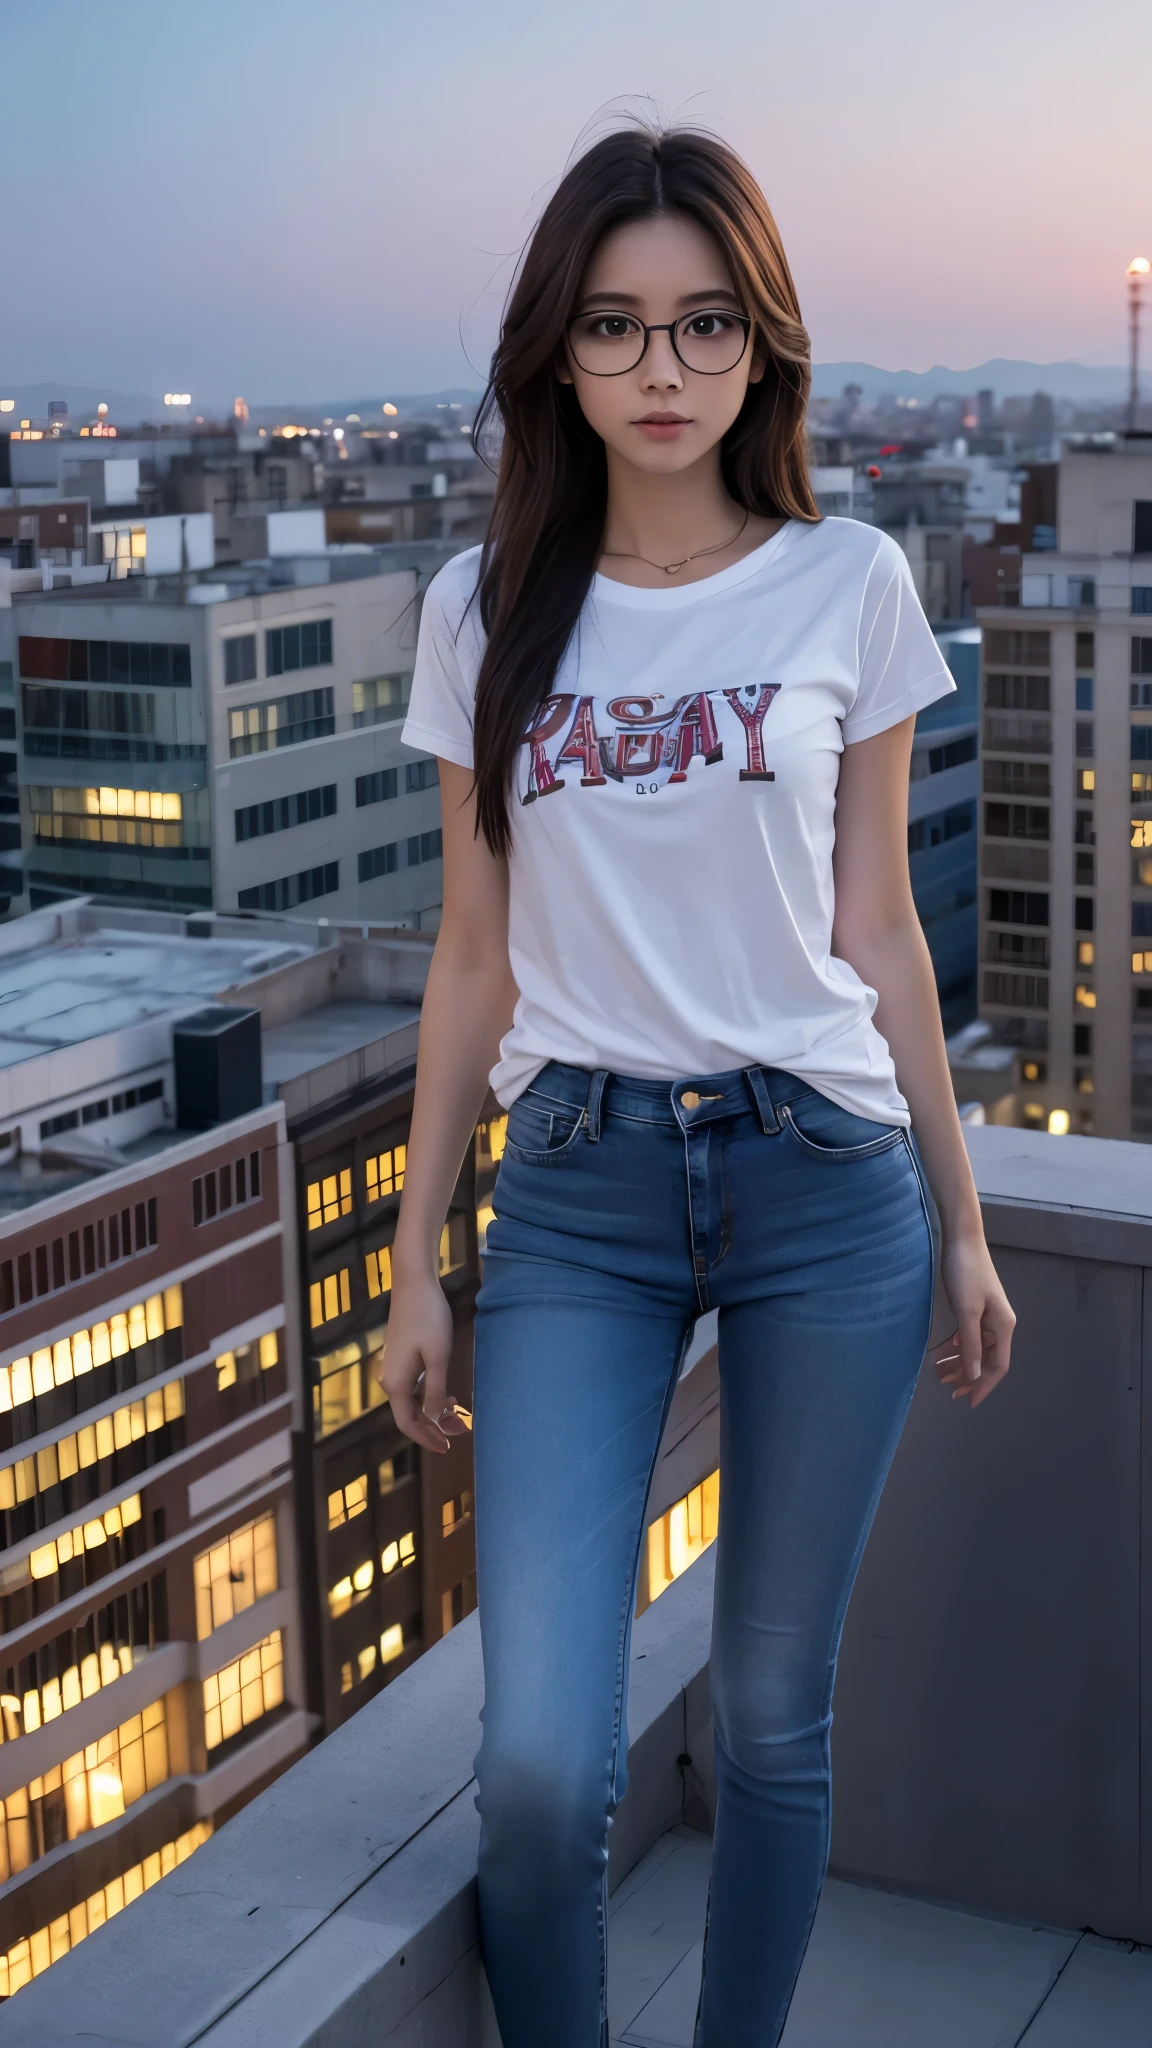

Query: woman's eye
[[688, 312, 733, 336], [596, 316, 635, 338]]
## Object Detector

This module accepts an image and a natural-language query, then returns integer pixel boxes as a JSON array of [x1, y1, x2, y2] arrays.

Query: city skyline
[[2, 0, 1150, 405]]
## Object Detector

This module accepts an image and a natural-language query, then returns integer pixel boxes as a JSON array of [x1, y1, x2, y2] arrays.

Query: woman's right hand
[[375, 1274, 469, 1454]]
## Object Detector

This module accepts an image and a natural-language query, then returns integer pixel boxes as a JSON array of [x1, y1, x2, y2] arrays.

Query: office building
[[9, 550, 452, 928], [976, 434, 1152, 1138], [0, 907, 314, 1979], [910, 628, 980, 1032]]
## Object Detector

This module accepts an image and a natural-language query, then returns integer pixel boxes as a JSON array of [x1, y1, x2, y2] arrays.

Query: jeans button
[[681, 1090, 700, 1109]]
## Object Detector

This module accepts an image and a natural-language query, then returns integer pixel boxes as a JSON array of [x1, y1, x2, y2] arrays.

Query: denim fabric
[[472, 1060, 934, 2048]]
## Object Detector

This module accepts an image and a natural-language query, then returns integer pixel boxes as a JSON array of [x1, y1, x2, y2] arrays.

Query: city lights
[[1047, 1110, 1071, 1137], [382, 402, 398, 415], [163, 392, 192, 406], [0, 399, 12, 413]]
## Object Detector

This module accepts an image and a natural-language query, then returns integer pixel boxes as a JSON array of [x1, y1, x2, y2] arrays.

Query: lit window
[[439, 1216, 466, 1277], [309, 1269, 350, 1328], [1077, 769, 1095, 794], [1077, 941, 1095, 967], [327, 1474, 368, 1529], [306, 1170, 351, 1230], [0, 1821, 212, 1997], [380, 1531, 415, 1575], [365, 1145, 405, 1202], [327, 1558, 375, 1617], [0, 1699, 169, 1885], [1047, 1109, 1071, 1136], [441, 1491, 474, 1535], [365, 1245, 391, 1298], [217, 1329, 279, 1390], [25, 1496, 141, 1587], [1132, 820, 1152, 849], [0, 1382, 183, 1517], [193, 1515, 277, 1640], [0, 1289, 181, 1417], [640, 1471, 720, 1615], [202, 1632, 284, 1751], [1075, 984, 1098, 1007], [380, 1623, 405, 1664]]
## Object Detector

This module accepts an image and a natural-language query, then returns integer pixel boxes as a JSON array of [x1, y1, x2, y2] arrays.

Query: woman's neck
[[598, 449, 783, 589]]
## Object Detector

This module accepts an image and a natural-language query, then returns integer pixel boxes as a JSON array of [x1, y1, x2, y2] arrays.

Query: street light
[[1128, 257, 1151, 433]]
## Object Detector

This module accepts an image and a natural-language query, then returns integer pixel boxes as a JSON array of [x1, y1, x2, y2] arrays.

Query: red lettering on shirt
[[723, 685, 780, 780], [554, 697, 607, 785], [522, 695, 575, 802], [665, 693, 723, 781]]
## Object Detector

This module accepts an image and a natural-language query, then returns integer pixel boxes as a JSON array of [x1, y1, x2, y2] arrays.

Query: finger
[[932, 1331, 963, 1384], [372, 1351, 452, 1454], [957, 1310, 983, 1386], [969, 1315, 1014, 1410], [417, 1364, 469, 1443]]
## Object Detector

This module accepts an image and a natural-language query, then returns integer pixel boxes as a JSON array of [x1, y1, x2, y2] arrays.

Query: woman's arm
[[832, 718, 1014, 1408], [378, 759, 519, 1451]]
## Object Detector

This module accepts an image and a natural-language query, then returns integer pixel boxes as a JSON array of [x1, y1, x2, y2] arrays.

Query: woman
[[381, 124, 1014, 2048]]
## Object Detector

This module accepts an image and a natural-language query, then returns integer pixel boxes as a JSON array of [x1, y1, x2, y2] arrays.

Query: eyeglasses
[[566, 308, 752, 378]]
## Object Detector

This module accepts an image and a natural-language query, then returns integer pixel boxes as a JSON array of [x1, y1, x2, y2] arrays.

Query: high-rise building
[[7, 553, 451, 928], [975, 434, 1152, 1138]]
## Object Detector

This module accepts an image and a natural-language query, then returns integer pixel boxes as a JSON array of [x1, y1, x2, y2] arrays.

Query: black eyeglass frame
[[565, 309, 753, 377]]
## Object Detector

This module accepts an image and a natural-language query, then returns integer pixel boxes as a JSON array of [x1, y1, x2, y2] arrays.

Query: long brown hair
[[472, 125, 819, 854]]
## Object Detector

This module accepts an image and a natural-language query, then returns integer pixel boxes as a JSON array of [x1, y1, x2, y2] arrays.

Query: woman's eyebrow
[[575, 286, 742, 310]]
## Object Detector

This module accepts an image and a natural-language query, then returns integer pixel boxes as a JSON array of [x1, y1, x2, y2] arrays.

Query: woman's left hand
[[932, 1233, 1015, 1410]]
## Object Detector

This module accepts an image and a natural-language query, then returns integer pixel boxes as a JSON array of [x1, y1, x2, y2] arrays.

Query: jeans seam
[[778, 1101, 906, 1161]]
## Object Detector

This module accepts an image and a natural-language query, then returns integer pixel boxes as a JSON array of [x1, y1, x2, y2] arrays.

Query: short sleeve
[[401, 550, 483, 769], [842, 536, 955, 745]]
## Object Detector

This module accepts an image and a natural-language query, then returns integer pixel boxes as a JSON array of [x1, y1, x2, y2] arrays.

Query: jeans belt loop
[[585, 1069, 609, 1143], [742, 1065, 781, 1135]]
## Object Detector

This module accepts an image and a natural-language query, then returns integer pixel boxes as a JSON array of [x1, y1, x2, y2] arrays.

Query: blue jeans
[[473, 1061, 933, 2048]]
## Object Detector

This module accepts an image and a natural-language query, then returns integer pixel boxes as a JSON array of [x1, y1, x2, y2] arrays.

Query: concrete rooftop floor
[[608, 1828, 1152, 2048]]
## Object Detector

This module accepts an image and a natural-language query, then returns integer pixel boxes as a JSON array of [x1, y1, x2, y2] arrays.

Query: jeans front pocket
[[779, 1089, 906, 1162], [502, 1093, 587, 1167]]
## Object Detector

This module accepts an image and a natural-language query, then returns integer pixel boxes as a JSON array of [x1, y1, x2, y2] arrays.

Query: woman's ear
[[747, 338, 768, 387], [556, 354, 574, 386]]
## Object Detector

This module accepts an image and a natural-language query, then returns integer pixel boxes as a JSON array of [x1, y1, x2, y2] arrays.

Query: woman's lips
[[632, 415, 691, 440]]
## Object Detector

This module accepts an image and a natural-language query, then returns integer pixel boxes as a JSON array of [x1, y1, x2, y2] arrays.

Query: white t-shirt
[[403, 517, 954, 1124]]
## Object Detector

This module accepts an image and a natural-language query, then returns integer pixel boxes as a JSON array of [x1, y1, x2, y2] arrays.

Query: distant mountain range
[[809, 358, 1129, 402], [0, 365, 1131, 426]]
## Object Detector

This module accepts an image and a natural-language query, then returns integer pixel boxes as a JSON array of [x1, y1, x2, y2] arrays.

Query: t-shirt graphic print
[[402, 517, 955, 1121]]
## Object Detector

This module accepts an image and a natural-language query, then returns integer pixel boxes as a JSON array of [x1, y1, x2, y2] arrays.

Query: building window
[[982, 971, 1049, 1009], [31, 788, 184, 852], [907, 802, 973, 855], [1, 1543, 160, 1738], [265, 620, 332, 676], [1133, 682, 1152, 709], [925, 734, 976, 772], [984, 802, 1048, 842], [1132, 589, 1152, 615], [223, 635, 257, 686], [987, 889, 1049, 927], [1075, 897, 1095, 932], [352, 676, 408, 727], [441, 1491, 474, 1535], [1132, 727, 1152, 763], [0, 1286, 182, 1420], [328, 1558, 377, 1617], [1074, 1023, 1093, 1057], [17, 638, 192, 686], [441, 1575, 477, 1635], [983, 630, 1050, 666], [1075, 722, 1094, 758], [0, 1382, 184, 1538], [1076, 677, 1094, 711], [0, 1698, 170, 1885], [1134, 904, 1152, 940], [984, 761, 1050, 798], [0, 1825, 212, 1997], [306, 1169, 351, 1230], [313, 1332, 388, 1440], [238, 861, 338, 912], [22, 1495, 142, 1589], [192, 1149, 261, 1226], [358, 842, 398, 882], [193, 1514, 278, 1640], [1075, 631, 1095, 668], [216, 1331, 279, 1392], [405, 758, 439, 793], [380, 1530, 416, 1576], [1133, 638, 1152, 677], [1, 1189, 158, 1307], [439, 1215, 466, 1276], [638, 1470, 719, 1617], [1134, 502, 1152, 555], [310, 1268, 351, 1328], [366, 1146, 406, 1202], [365, 1245, 392, 1299], [355, 768, 398, 808], [407, 829, 442, 866], [235, 784, 336, 841], [202, 1631, 284, 1752], [328, 1475, 369, 1529], [228, 687, 334, 758], [339, 1616, 418, 1693]]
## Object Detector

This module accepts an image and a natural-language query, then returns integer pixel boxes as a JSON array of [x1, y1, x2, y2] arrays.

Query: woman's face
[[559, 211, 764, 476]]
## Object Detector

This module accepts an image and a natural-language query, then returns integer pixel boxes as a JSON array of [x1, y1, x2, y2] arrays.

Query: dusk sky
[[3, 0, 1150, 406]]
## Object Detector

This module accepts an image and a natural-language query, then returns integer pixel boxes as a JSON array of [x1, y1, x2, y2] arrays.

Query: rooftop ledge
[[9, 1123, 1152, 2042]]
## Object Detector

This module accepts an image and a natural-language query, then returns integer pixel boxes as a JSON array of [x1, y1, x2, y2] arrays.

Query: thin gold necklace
[[601, 508, 751, 577]]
